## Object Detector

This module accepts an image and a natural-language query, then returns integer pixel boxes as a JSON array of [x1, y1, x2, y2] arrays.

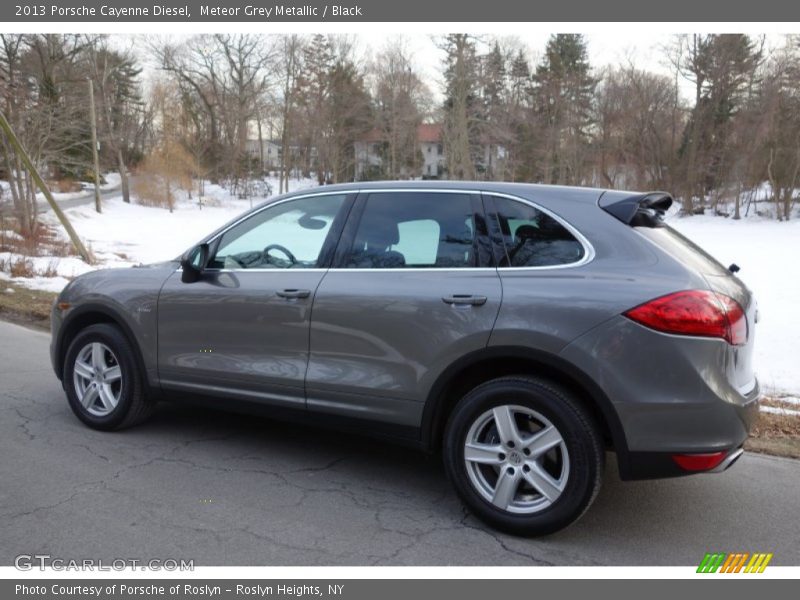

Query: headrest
[[361, 216, 400, 248], [514, 224, 539, 241]]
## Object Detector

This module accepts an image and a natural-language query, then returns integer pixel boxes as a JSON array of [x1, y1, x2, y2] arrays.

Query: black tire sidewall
[[444, 378, 602, 536], [63, 324, 140, 431]]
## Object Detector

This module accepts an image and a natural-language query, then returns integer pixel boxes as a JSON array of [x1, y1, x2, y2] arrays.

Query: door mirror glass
[[180, 243, 209, 283]]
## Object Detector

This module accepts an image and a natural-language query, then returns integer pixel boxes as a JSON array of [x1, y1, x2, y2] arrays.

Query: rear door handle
[[442, 294, 487, 306], [276, 289, 311, 299]]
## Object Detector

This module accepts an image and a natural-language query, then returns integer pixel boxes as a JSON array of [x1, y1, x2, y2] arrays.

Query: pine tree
[[480, 42, 510, 179], [440, 34, 480, 180], [533, 34, 596, 184]]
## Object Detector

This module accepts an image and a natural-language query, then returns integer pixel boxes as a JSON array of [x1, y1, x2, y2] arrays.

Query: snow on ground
[[38, 176, 320, 269], [668, 213, 800, 397], [760, 405, 800, 417]]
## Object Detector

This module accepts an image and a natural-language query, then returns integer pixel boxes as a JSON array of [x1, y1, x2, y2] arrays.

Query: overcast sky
[[124, 32, 787, 104], [365, 32, 678, 97]]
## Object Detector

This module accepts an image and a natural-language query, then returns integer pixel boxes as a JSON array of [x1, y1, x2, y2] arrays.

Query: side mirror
[[180, 243, 209, 283]]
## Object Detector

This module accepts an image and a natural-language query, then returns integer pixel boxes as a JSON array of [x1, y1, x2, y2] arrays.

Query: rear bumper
[[622, 445, 746, 480], [560, 315, 760, 480]]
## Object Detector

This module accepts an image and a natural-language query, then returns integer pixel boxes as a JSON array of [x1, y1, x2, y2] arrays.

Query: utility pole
[[88, 78, 102, 213], [0, 109, 92, 263]]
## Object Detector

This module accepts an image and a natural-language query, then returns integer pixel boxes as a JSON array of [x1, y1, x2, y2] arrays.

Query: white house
[[245, 139, 282, 171], [354, 123, 446, 180]]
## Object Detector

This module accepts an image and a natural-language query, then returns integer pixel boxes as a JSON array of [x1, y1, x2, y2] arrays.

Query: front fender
[[52, 264, 175, 386]]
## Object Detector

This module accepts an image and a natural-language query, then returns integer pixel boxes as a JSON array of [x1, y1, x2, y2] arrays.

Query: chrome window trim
[[176, 187, 595, 274], [324, 267, 497, 273]]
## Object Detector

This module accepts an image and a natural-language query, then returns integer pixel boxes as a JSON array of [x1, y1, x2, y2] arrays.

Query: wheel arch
[[55, 303, 149, 388], [420, 345, 631, 473]]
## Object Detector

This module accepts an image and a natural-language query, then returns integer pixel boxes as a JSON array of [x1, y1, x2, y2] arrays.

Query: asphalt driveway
[[1, 319, 798, 566]]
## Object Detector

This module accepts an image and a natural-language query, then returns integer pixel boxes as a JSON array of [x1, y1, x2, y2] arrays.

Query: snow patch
[[760, 405, 800, 418]]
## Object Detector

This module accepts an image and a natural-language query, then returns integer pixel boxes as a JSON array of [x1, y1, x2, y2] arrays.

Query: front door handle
[[442, 294, 487, 306], [276, 289, 311, 299]]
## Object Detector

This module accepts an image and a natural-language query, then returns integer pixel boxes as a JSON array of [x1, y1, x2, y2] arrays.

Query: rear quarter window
[[488, 195, 586, 267]]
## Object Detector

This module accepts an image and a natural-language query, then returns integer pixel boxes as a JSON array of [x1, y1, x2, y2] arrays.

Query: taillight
[[672, 451, 727, 471], [624, 290, 747, 345]]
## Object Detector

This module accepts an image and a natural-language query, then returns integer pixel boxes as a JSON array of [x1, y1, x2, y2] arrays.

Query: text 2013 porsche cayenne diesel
[[50, 182, 759, 535]]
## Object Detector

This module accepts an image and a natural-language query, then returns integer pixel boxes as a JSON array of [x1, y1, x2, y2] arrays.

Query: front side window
[[210, 194, 346, 269], [344, 192, 477, 269], [489, 196, 586, 267]]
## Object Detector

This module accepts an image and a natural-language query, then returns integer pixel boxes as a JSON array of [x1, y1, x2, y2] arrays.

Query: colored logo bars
[[697, 552, 773, 573]]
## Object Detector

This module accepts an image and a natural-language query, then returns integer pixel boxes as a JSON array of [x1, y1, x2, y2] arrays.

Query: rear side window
[[488, 196, 586, 267], [344, 192, 477, 269]]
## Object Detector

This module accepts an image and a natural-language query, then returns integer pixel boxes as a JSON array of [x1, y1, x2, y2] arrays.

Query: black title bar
[[3, 0, 800, 22]]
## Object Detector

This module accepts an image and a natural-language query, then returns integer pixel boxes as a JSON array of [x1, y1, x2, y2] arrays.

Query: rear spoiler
[[599, 191, 673, 227]]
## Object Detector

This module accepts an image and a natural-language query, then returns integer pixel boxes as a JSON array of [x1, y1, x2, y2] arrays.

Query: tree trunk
[[117, 148, 130, 204]]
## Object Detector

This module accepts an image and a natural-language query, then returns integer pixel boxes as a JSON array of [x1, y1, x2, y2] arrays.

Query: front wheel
[[443, 376, 604, 536], [63, 323, 155, 430]]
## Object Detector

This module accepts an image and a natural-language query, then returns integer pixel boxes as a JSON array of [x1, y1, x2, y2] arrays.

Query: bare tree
[[371, 38, 431, 179], [593, 64, 683, 190], [153, 34, 276, 187], [87, 36, 146, 203], [0, 34, 98, 236]]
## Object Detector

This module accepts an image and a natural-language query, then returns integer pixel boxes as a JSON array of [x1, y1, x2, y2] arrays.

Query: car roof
[[272, 180, 610, 207]]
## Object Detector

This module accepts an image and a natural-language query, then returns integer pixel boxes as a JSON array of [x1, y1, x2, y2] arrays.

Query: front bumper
[[49, 298, 63, 378]]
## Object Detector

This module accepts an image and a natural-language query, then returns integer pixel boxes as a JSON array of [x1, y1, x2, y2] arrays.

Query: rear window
[[345, 192, 477, 269], [636, 225, 730, 276]]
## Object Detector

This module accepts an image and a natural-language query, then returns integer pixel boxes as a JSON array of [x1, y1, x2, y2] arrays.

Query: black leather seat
[[348, 220, 406, 268]]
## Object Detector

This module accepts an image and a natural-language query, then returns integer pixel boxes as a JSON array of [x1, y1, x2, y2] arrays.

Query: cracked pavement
[[1, 320, 799, 566]]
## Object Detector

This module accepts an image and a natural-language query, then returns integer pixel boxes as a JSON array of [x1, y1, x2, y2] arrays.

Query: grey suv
[[50, 182, 759, 535]]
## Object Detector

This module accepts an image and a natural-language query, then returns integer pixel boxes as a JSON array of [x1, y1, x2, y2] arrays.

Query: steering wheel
[[262, 244, 297, 267]]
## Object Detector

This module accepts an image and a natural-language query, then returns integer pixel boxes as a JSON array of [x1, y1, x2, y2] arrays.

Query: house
[[354, 123, 445, 180], [354, 123, 512, 180], [245, 139, 282, 171]]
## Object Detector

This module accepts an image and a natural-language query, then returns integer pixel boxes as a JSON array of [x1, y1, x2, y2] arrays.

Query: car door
[[305, 190, 501, 428], [157, 192, 352, 408]]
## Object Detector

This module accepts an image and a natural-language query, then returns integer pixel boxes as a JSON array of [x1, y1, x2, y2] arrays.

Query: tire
[[63, 323, 155, 431], [443, 375, 603, 536]]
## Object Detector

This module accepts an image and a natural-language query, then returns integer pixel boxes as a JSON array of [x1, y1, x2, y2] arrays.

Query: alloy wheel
[[463, 404, 570, 514], [72, 342, 123, 417]]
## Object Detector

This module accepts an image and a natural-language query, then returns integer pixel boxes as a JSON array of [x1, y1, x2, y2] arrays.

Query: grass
[[746, 404, 800, 459], [0, 281, 55, 330]]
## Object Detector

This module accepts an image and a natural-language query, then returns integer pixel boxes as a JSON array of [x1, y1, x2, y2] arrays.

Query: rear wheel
[[64, 323, 155, 430], [443, 376, 603, 536]]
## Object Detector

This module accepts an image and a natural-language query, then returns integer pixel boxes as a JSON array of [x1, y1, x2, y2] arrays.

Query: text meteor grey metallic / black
[[50, 181, 760, 535]]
